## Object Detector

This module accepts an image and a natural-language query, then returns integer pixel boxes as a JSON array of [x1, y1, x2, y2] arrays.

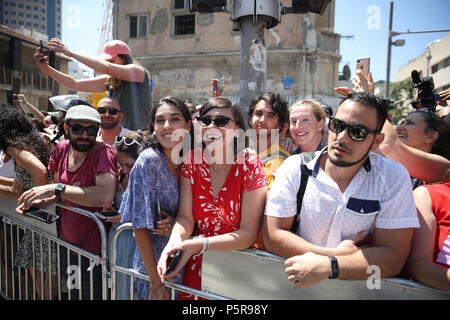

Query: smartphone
[[166, 250, 182, 274], [95, 210, 120, 220], [23, 207, 59, 224], [156, 197, 164, 222], [356, 57, 370, 78], [215, 77, 225, 92], [39, 40, 47, 63]]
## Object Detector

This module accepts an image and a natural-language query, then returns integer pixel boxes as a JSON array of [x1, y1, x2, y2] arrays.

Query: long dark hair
[[415, 109, 450, 160], [0, 104, 51, 166]]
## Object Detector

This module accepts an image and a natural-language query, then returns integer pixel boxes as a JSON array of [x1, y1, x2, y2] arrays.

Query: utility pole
[[190, 0, 332, 116], [385, 1, 449, 99]]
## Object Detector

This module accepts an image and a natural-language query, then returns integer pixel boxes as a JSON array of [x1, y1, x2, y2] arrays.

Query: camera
[[410, 70, 437, 113]]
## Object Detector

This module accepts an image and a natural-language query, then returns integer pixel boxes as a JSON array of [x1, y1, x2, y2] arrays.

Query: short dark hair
[[339, 92, 387, 132], [248, 92, 289, 130]]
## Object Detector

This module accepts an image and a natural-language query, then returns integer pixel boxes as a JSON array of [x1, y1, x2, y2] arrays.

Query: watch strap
[[328, 256, 339, 279]]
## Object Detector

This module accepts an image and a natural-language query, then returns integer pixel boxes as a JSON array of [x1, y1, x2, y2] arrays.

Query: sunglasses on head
[[328, 117, 379, 142], [115, 136, 142, 147], [97, 107, 120, 115], [196, 116, 234, 127], [69, 124, 99, 137]]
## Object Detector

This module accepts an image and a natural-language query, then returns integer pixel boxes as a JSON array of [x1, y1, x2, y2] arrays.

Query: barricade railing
[[109, 222, 229, 300], [2, 195, 449, 300], [0, 197, 109, 300]]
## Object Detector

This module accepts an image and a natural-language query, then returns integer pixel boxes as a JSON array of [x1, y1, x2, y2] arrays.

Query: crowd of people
[[0, 38, 449, 300]]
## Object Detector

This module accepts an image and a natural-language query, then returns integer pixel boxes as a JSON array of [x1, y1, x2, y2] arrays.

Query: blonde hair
[[105, 54, 150, 90], [289, 99, 326, 122]]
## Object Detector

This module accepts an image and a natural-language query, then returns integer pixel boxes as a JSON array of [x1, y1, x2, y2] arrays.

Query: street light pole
[[385, 1, 394, 99]]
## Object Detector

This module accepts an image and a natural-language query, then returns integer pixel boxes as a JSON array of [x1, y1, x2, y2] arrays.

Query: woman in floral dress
[[120, 96, 193, 300], [158, 97, 267, 299]]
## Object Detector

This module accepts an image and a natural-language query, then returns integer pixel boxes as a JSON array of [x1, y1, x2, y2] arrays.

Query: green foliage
[[378, 78, 413, 125]]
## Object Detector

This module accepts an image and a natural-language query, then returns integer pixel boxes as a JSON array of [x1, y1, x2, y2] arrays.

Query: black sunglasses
[[69, 124, 99, 137], [196, 116, 234, 127], [97, 107, 120, 115], [328, 117, 379, 142]]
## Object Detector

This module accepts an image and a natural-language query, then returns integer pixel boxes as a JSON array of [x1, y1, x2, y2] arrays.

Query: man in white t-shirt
[[96, 97, 131, 147], [264, 91, 419, 288]]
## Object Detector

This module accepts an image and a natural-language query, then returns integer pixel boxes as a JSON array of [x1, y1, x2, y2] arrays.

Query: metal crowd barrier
[[1, 195, 449, 300]]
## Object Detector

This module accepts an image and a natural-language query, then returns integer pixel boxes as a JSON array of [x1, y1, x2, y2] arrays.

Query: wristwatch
[[55, 183, 66, 201], [328, 256, 339, 279]]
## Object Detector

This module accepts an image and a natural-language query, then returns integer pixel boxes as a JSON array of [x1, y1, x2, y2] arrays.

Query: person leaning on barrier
[[263, 92, 420, 289], [16, 105, 117, 300], [0, 104, 55, 300], [337, 70, 450, 184], [406, 182, 450, 291]]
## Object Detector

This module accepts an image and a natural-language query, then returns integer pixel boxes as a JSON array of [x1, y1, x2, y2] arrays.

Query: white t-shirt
[[0, 150, 14, 178], [265, 150, 419, 248]]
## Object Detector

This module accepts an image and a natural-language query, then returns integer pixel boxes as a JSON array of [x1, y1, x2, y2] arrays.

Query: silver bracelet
[[193, 235, 209, 257]]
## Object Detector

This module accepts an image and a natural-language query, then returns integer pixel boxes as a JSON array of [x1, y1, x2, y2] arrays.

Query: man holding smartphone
[[17, 105, 118, 300]]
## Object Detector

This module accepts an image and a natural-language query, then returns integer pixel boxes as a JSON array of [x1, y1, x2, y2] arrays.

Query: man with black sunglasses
[[17, 104, 118, 299], [96, 97, 131, 147], [264, 92, 419, 290]]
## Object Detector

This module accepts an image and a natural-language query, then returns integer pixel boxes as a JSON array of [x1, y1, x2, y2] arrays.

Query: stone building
[[112, 0, 341, 109], [0, 24, 69, 110], [395, 33, 450, 93]]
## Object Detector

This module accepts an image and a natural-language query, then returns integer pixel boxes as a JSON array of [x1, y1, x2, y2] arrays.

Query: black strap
[[290, 164, 312, 234]]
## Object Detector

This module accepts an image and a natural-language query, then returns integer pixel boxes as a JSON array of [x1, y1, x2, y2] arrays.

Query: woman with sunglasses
[[157, 97, 267, 300], [34, 39, 150, 131], [288, 100, 328, 153], [0, 104, 56, 300], [120, 97, 193, 300]]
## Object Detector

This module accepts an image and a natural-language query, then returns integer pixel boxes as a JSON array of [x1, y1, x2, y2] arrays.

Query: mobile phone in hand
[[39, 40, 48, 63], [215, 77, 225, 92], [23, 207, 59, 224], [95, 211, 120, 220], [166, 251, 182, 274], [356, 57, 370, 78]]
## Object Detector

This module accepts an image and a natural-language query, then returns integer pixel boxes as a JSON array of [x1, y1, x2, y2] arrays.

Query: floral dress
[[120, 147, 183, 299], [13, 162, 57, 275], [178, 148, 267, 299]]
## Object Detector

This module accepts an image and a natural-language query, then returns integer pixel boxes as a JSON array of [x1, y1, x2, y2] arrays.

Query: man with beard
[[17, 105, 117, 299], [96, 97, 130, 146], [263, 92, 419, 289]]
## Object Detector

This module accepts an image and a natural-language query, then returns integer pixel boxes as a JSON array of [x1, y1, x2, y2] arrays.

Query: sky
[[61, 0, 450, 82]]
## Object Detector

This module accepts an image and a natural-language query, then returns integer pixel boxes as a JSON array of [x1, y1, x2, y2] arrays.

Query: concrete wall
[[113, 0, 340, 107]]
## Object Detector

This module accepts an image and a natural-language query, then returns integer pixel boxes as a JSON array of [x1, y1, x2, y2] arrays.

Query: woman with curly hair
[[0, 104, 56, 300]]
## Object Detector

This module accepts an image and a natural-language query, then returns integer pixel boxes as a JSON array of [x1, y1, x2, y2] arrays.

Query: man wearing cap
[[263, 92, 419, 289], [34, 38, 151, 131], [17, 105, 117, 300], [96, 97, 131, 147]]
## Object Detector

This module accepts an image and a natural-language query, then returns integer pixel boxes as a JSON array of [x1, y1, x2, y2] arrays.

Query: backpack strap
[[290, 153, 314, 234]]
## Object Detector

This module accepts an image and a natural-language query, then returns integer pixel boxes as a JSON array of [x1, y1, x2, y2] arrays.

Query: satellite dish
[[339, 65, 351, 81], [343, 65, 351, 81]]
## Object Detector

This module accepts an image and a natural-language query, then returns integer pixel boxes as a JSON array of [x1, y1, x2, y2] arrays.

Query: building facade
[[395, 33, 450, 93], [0, 24, 69, 110], [0, 0, 62, 39], [112, 0, 341, 109]]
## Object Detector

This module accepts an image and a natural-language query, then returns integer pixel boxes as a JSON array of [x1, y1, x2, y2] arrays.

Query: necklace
[[164, 154, 180, 182]]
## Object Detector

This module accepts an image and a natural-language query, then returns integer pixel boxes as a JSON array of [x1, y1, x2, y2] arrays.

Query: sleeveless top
[[108, 71, 151, 131]]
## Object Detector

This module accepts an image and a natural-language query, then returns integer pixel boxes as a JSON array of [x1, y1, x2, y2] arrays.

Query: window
[[174, 14, 195, 35], [129, 15, 148, 38], [174, 0, 189, 9], [431, 64, 438, 74]]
